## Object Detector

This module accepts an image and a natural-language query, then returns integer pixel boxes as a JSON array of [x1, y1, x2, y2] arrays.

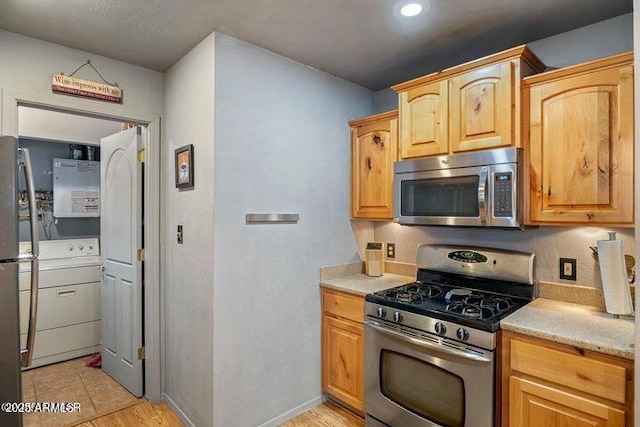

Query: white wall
[[18, 106, 122, 145], [528, 13, 633, 69], [0, 28, 165, 401], [162, 33, 215, 427], [0, 29, 163, 118], [375, 224, 633, 288], [372, 89, 398, 114], [212, 34, 373, 426]]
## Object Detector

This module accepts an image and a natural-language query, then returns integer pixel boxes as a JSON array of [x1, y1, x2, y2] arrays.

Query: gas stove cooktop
[[365, 276, 530, 332], [365, 244, 537, 334]]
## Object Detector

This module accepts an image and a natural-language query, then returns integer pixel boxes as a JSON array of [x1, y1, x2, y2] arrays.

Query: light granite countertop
[[319, 261, 414, 296], [320, 273, 414, 296], [319, 263, 636, 360], [501, 298, 635, 360]]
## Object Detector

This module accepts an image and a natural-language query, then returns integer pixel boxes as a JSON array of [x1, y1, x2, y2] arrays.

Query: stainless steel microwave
[[394, 147, 523, 228]]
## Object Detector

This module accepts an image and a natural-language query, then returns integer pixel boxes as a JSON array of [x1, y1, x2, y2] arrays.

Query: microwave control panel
[[493, 172, 513, 217]]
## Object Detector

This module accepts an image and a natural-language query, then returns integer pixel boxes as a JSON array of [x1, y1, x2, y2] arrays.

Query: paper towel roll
[[597, 238, 634, 316]]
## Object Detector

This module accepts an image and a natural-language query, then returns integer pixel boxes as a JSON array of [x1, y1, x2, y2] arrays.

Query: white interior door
[[100, 126, 143, 397]]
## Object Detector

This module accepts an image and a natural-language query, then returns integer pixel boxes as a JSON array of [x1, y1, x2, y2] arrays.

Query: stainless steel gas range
[[364, 244, 536, 427]]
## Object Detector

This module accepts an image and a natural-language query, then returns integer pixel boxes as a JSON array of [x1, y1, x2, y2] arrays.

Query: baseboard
[[162, 393, 196, 427], [257, 395, 324, 427]]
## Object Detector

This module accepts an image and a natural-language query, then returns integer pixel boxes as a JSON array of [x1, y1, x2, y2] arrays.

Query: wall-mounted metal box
[[53, 158, 100, 218]]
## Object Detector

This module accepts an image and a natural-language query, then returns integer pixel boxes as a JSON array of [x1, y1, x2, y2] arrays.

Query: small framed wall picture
[[175, 144, 194, 189]]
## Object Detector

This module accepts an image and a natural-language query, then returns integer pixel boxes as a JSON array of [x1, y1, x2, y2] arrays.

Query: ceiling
[[0, 0, 632, 90]]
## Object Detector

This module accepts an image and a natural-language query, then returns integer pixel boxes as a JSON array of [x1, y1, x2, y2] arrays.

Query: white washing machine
[[19, 238, 102, 369]]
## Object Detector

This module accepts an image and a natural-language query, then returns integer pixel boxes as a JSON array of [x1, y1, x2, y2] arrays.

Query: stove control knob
[[456, 328, 470, 341], [376, 307, 387, 318], [434, 322, 447, 336], [393, 312, 403, 322]]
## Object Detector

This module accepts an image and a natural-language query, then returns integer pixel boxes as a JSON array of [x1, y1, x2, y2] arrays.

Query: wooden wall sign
[[52, 73, 123, 104]]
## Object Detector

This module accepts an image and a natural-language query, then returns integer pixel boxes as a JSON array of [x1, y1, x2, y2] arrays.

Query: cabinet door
[[322, 315, 364, 412], [529, 65, 633, 224], [351, 116, 397, 219], [398, 80, 448, 158], [450, 61, 514, 152], [510, 376, 625, 427]]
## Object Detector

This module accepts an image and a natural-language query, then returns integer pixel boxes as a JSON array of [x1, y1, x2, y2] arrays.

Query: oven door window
[[401, 175, 479, 217], [380, 349, 465, 427]]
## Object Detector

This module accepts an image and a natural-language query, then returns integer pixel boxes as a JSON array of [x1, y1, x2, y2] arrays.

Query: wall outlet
[[386, 243, 395, 259], [559, 258, 576, 281]]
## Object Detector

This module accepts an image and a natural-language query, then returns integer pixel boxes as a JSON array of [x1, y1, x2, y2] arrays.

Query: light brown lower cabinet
[[321, 288, 365, 415], [502, 331, 634, 427]]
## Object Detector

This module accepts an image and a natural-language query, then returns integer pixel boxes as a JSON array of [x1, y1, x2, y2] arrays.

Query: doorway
[[17, 106, 146, 426], [1, 88, 161, 426]]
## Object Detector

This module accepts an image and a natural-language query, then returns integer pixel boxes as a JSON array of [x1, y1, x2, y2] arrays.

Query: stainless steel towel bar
[[245, 213, 299, 224]]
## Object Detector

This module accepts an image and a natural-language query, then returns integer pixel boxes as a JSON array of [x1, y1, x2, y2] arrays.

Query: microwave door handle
[[478, 167, 488, 225], [18, 148, 39, 368], [364, 320, 491, 363]]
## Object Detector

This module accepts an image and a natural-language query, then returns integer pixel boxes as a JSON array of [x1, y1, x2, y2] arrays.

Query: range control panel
[[447, 250, 488, 263]]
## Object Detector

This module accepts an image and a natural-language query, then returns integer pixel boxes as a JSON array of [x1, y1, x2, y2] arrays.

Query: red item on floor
[[86, 351, 102, 368]]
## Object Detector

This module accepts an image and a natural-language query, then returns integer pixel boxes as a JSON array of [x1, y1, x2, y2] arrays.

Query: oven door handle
[[364, 320, 491, 363]]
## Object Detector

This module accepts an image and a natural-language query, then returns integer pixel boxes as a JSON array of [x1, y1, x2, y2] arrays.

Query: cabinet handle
[[547, 187, 551, 197], [58, 289, 76, 297]]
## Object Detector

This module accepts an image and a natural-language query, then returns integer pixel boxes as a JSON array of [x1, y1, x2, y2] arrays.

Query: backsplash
[[373, 223, 634, 289]]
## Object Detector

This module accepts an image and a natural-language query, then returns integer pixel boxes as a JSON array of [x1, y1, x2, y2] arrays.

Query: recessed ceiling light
[[400, 3, 423, 17]]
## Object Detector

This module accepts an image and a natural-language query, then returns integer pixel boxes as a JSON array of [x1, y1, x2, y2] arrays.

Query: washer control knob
[[393, 312, 403, 322], [434, 322, 447, 336], [376, 307, 387, 318], [456, 328, 470, 341]]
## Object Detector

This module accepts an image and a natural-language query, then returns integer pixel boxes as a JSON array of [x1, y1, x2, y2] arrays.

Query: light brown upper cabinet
[[349, 110, 398, 220], [393, 45, 545, 159], [396, 80, 448, 158], [524, 52, 634, 226], [449, 61, 513, 152]]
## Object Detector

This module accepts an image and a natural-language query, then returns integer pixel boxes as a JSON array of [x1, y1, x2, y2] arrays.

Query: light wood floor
[[22, 357, 142, 427], [73, 400, 359, 427], [73, 401, 183, 427], [280, 402, 364, 427], [61, 397, 357, 427]]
